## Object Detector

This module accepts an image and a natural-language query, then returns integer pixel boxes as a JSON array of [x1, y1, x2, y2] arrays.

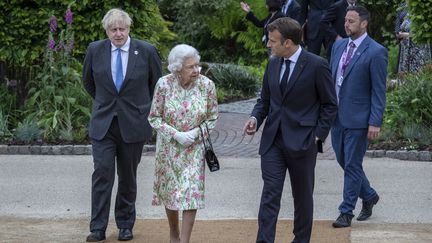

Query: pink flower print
[[199, 175, 205, 181], [192, 192, 201, 199], [181, 101, 189, 109]]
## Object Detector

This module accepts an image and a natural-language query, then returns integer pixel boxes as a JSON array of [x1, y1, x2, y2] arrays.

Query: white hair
[[102, 8, 132, 30], [167, 44, 201, 73]]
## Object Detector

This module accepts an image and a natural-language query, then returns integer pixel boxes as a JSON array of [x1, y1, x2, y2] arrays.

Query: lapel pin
[[134, 50, 138, 55]]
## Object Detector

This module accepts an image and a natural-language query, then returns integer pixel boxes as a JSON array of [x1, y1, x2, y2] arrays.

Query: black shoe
[[86, 231, 106, 242], [357, 194, 379, 221], [118, 228, 133, 241], [332, 213, 353, 228]]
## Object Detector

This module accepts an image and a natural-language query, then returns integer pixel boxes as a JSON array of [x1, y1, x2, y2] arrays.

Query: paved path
[[213, 98, 336, 159], [0, 155, 431, 242], [0, 99, 431, 242]]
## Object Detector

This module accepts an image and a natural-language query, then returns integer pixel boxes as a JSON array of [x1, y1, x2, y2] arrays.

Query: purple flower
[[49, 38, 56, 50], [65, 8, 73, 25], [67, 40, 74, 54], [48, 15, 57, 33]]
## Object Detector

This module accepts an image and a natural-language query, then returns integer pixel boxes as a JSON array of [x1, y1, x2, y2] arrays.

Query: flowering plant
[[25, 2, 90, 142]]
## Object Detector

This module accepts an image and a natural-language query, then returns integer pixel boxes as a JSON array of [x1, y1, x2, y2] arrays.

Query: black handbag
[[199, 123, 220, 172]]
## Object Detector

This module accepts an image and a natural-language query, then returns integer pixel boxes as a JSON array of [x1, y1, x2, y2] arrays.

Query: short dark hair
[[346, 5, 370, 22], [267, 17, 302, 45], [266, 0, 284, 12]]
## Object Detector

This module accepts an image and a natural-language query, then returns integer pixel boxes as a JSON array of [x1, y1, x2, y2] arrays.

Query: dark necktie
[[115, 48, 123, 92], [341, 42, 356, 76], [280, 59, 291, 92]]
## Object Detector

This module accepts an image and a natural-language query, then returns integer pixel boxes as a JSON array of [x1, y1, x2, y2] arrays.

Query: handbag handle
[[198, 122, 214, 151]]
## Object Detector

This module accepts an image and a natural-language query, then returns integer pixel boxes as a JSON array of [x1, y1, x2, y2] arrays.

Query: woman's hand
[[174, 132, 195, 146], [240, 1, 251, 13]]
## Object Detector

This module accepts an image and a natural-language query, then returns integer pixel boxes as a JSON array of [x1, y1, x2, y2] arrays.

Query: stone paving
[[214, 98, 336, 159], [0, 98, 430, 161]]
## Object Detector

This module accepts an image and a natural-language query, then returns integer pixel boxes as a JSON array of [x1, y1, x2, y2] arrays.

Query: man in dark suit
[[243, 17, 337, 243], [320, 0, 357, 60], [82, 8, 162, 242], [282, 0, 302, 23], [300, 0, 336, 55], [329, 5, 387, 228]]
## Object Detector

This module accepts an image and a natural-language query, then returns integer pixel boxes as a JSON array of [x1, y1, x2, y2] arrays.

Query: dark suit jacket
[[83, 38, 162, 143], [246, 10, 285, 45], [320, 0, 348, 41], [283, 0, 302, 23], [330, 36, 387, 128], [251, 50, 337, 155], [300, 0, 336, 39]]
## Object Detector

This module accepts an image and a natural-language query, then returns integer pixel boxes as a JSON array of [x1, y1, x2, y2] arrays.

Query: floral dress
[[148, 74, 218, 210]]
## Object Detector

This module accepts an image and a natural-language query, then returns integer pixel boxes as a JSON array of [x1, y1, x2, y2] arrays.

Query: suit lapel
[[282, 50, 307, 98], [343, 36, 370, 78], [103, 40, 117, 92], [121, 38, 138, 90], [332, 39, 348, 79]]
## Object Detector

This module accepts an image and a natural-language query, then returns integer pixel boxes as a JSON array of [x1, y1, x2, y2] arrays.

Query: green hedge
[[409, 0, 432, 44], [0, 0, 175, 66]]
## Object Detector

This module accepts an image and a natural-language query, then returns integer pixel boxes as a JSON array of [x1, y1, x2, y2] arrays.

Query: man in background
[[320, 0, 357, 60], [329, 5, 387, 228], [299, 0, 336, 55]]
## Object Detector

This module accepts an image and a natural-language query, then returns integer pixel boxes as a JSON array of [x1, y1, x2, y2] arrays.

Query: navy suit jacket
[[252, 50, 337, 155], [83, 38, 162, 143], [320, 0, 348, 41], [330, 36, 388, 128], [283, 0, 302, 23], [300, 0, 336, 39]]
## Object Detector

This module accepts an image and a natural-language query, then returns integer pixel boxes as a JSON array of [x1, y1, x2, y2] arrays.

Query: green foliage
[[362, 0, 401, 46], [159, 0, 267, 64], [0, 0, 174, 66], [203, 63, 260, 103], [387, 45, 399, 78], [0, 111, 13, 141], [24, 4, 91, 143], [409, 0, 432, 44], [14, 120, 41, 143], [381, 64, 432, 146]]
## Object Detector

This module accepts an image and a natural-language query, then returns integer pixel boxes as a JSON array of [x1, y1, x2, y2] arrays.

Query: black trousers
[[256, 133, 317, 243], [90, 117, 144, 232]]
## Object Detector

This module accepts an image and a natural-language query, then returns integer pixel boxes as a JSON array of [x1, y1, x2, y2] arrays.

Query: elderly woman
[[148, 44, 218, 243]]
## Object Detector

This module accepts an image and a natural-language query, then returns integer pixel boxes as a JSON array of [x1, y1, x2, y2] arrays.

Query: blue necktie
[[115, 48, 123, 92]]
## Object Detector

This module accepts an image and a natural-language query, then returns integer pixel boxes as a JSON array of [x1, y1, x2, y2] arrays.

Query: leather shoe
[[332, 213, 353, 228], [357, 194, 379, 221], [118, 228, 133, 241], [86, 231, 106, 242]]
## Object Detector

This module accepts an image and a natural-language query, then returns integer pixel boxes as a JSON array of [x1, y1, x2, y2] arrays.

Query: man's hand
[[243, 117, 257, 136], [368, 125, 381, 140]]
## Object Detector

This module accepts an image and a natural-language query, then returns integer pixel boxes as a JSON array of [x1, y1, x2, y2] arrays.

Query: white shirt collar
[[111, 36, 131, 52], [349, 32, 367, 48], [285, 46, 302, 63]]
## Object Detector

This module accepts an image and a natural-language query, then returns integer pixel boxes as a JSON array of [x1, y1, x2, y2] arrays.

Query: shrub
[[380, 64, 432, 148], [14, 120, 41, 143], [203, 63, 260, 103], [24, 4, 91, 143]]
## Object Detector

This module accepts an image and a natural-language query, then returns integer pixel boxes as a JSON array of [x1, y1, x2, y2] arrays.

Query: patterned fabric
[[148, 74, 218, 210], [396, 8, 432, 73]]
